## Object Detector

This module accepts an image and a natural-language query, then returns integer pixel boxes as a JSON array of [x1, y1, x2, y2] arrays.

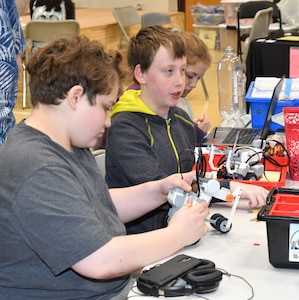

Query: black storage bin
[[258, 188, 299, 269]]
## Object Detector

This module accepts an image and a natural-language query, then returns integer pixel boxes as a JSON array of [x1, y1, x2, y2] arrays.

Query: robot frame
[[167, 179, 242, 234], [167, 137, 288, 234]]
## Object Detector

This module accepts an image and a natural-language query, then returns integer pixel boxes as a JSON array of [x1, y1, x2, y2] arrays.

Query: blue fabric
[[0, 0, 27, 148]]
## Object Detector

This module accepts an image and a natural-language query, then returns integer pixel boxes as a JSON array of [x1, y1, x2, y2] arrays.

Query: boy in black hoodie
[[106, 26, 268, 235]]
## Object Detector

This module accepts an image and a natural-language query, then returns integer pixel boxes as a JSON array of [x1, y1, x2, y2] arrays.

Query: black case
[[258, 187, 299, 269]]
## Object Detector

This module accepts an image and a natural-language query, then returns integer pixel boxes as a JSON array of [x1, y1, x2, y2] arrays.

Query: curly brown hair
[[26, 35, 123, 107]]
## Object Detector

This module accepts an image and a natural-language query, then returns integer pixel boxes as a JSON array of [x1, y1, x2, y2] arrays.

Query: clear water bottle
[[217, 46, 246, 127]]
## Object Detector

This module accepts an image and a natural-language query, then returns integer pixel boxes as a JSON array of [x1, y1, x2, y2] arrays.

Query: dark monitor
[[260, 74, 285, 141]]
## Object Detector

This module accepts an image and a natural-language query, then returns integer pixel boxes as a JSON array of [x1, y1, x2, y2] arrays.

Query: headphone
[[137, 259, 223, 297]]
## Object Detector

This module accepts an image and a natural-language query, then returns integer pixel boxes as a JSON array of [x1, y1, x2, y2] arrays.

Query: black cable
[[218, 268, 255, 300], [262, 139, 290, 167], [216, 154, 227, 167], [260, 140, 290, 182], [217, 141, 290, 181], [177, 148, 207, 197]]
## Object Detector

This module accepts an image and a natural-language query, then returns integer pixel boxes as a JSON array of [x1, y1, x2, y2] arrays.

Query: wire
[[177, 148, 207, 196], [218, 268, 255, 300], [214, 139, 290, 182], [177, 148, 201, 176], [262, 139, 290, 166]]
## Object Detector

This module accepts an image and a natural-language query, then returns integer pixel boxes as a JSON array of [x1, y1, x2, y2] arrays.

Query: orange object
[[226, 193, 234, 202]]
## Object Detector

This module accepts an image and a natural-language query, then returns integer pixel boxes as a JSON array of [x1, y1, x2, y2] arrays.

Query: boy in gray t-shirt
[[0, 34, 211, 299]]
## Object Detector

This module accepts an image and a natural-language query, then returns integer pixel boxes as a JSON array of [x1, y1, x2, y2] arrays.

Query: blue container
[[246, 81, 299, 131]]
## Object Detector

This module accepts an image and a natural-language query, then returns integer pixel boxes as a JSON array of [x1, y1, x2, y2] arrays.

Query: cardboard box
[[193, 24, 220, 50], [258, 188, 299, 269], [219, 23, 238, 50]]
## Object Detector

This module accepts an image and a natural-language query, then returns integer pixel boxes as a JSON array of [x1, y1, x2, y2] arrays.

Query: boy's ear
[[68, 85, 84, 109], [134, 64, 146, 84]]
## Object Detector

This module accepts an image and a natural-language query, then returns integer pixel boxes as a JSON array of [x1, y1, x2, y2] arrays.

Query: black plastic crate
[[258, 188, 299, 269]]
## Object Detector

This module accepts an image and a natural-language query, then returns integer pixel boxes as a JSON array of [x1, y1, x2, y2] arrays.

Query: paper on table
[[277, 36, 299, 42], [250, 77, 299, 99]]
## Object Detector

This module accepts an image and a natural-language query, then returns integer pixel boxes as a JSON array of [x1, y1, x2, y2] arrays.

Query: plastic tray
[[192, 12, 225, 25]]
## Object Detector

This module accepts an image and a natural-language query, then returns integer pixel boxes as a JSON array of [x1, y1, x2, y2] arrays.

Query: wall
[[194, 0, 220, 4], [72, 0, 178, 11], [16, 0, 30, 14]]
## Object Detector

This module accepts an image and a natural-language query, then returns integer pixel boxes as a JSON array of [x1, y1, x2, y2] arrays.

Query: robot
[[208, 142, 264, 181], [167, 177, 242, 234]]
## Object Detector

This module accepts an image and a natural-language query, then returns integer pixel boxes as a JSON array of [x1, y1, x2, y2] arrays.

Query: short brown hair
[[127, 25, 186, 73]]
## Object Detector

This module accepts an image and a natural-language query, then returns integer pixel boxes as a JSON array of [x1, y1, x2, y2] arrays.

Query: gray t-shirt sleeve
[[13, 165, 125, 276]]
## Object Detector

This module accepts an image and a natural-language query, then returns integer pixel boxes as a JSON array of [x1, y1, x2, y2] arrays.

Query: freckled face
[[70, 85, 119, 149], [141, 46, 186, 109]]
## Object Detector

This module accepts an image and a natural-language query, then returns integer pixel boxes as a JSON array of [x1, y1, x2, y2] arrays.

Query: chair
[[141, 12, 171, 27], [92, 149, 106, 177], [24, 20, 80, 108], [237, 1, 282, 61], [112, 6, 141, 49], [242, 7, 273, 67]]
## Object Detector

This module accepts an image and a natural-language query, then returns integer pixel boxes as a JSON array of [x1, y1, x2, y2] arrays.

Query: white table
[[128, 191, 299, 299]]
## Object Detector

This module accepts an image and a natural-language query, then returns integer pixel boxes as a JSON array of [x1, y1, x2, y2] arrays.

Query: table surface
[[128, 179, 299, 299]]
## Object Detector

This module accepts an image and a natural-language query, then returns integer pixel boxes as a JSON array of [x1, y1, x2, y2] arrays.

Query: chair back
[[25, 20, 80, 43], [23, 20, 80, 108], [92, 149, 106, 177], [141, 12, 171, 27], [238, 1, 281, 26], [112, 6, 141, 49], [237, 1, 281, 61], [243, 7, 273, 65]]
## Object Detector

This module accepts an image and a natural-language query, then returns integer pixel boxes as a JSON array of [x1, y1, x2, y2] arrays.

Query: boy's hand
[[230, 181, 268, 208], [168, 199, 209, 246], [193, 113, 211, 133], [159, 171, 195, 197]]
